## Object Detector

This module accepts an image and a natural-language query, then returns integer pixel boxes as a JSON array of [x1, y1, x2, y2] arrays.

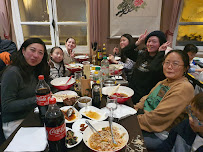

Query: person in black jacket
[[124, 30, 171, 104]]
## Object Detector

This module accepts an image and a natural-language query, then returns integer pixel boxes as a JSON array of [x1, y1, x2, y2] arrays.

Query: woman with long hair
[[108, 34, 135, 80], [1, 38, 49, 139]]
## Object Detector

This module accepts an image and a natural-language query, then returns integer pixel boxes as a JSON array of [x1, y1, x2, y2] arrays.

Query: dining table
[[0, 61, 148, 152], [0, 94, 148, 152]]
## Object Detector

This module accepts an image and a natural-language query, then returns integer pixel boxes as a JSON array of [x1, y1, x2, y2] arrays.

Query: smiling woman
[[134, 50, 194, 150], [1, 38, 50, 139]]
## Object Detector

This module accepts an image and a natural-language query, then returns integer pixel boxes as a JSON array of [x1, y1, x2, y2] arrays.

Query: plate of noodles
[[83, 121, 129, 152]]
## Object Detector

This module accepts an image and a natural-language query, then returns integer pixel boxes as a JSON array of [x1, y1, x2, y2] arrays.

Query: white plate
[[107, 56, 121, 61], [66, 127, 83, 148], [52, 90, 78, 102], [72, 118, 95, 133], [60, 106, 82, 123], [74, 55, 89, 59], [79, 106, 108, 121], [72, 118, 91, 133]]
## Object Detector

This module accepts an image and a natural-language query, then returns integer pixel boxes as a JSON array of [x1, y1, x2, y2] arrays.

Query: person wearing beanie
[[123, 30, 171, 104], [108, 34, 135, 81]]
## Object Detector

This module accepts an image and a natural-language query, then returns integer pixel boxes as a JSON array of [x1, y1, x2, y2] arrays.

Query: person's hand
[[70, 50, 75, 58], [158, 41, 171, 52], [113, 47, 119, 55], [195, 68, 203, 72], [135, 29, 148, 46], [108, 54, 118, 64]]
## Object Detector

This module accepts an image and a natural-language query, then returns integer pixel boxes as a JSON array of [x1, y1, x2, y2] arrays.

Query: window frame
[[11, 0, 89, 54], [173, 0, 203, 54]]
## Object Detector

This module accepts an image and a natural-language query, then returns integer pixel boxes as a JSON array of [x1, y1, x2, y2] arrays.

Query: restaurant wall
[[99, 0, 173, 55]]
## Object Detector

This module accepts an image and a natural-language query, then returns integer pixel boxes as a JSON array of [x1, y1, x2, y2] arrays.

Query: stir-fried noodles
[[89, 127, 126, 151]]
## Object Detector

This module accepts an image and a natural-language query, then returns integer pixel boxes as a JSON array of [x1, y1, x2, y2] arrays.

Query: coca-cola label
[[36, 93, 51, 106], [46, 123, 66, 141]]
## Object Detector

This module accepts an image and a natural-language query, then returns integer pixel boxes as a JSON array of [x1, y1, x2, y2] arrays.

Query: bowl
[[109, 64, 123, 76], [102, 86, 134, 104], [65, 63, 83, 73], [77, 96, 92, 108], [103, 78, 116, 87], [83, 121, 129, 152], [74, 55, 89, 62], [50, 77, 75, 90]]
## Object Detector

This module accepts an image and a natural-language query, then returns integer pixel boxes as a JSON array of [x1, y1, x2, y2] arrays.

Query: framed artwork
[[110, 0, 162, 38]]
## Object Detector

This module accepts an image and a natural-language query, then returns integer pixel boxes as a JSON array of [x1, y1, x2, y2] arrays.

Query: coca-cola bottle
[[45, 97, 67, 152], [36, 75, 51, 122]]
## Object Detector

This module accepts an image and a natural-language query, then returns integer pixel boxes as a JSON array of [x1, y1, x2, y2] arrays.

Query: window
[[11, 0, 89, 54], [173, 0, 203, 52]]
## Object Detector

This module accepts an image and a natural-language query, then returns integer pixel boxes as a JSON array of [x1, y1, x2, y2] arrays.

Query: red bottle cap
[[49, 97, 56, 104], [38, 75, 44, 80]]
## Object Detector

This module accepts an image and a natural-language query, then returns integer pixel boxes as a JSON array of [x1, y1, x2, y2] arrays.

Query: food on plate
[[84, 111, 101, 120], [62, 109, 76, 121], [112, 93, 128, 98], [67, 64, 82, 69], [52, 94, 77, 100], [80, 123, 88, 131], [66, 130, 78, 145], [52, 94, 78, 106], [89, 127, 126, 151]]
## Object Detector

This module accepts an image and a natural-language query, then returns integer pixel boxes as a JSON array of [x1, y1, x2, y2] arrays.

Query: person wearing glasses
[[157, 93, 203, 152], [134, 50, 194, 150]]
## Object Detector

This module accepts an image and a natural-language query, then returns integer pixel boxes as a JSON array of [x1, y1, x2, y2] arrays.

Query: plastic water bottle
[[101, 56, 109, 83]]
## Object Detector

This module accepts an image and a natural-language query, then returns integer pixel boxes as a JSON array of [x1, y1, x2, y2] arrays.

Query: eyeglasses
[[186, 105, 203, 126], [162, 61, 184, 69]]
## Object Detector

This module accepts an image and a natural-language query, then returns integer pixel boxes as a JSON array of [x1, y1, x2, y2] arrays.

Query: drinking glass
[[74, 71, 82, 92], [106, 95, 117, 118]]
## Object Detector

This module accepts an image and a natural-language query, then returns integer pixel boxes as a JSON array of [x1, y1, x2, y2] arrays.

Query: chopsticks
[[108, 84, 120, 96]]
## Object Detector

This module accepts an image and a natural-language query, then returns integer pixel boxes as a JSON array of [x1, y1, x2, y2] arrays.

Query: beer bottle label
[[46, 123, 66, 141], [36, 93, 51, 106]]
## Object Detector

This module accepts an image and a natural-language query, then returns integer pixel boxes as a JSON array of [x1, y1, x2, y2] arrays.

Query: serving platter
[[79, 106, 108, 121], [83, 121, 129, 152], [52, 90, 78, 103]]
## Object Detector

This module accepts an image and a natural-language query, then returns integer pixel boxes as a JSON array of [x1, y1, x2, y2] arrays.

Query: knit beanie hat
[[145, 30, 167, 46]]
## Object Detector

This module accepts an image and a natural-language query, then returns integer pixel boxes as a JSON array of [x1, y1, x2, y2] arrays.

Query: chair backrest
[[186, 73, 203, 89]]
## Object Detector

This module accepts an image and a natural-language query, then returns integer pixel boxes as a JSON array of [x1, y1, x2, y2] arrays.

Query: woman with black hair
[[48, 46, 66, 80], [1, 38, 50, 139], [124, 30, 171, 104], [108, 34, 135, 81]]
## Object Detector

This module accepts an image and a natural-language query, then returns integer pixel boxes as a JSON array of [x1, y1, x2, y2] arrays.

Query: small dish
[[66, 127, 82, 148], [77, 96, 92, 108], [79, 106, 108, 121], [60, 106, 82, 123], [72, 118, 95, 133]]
